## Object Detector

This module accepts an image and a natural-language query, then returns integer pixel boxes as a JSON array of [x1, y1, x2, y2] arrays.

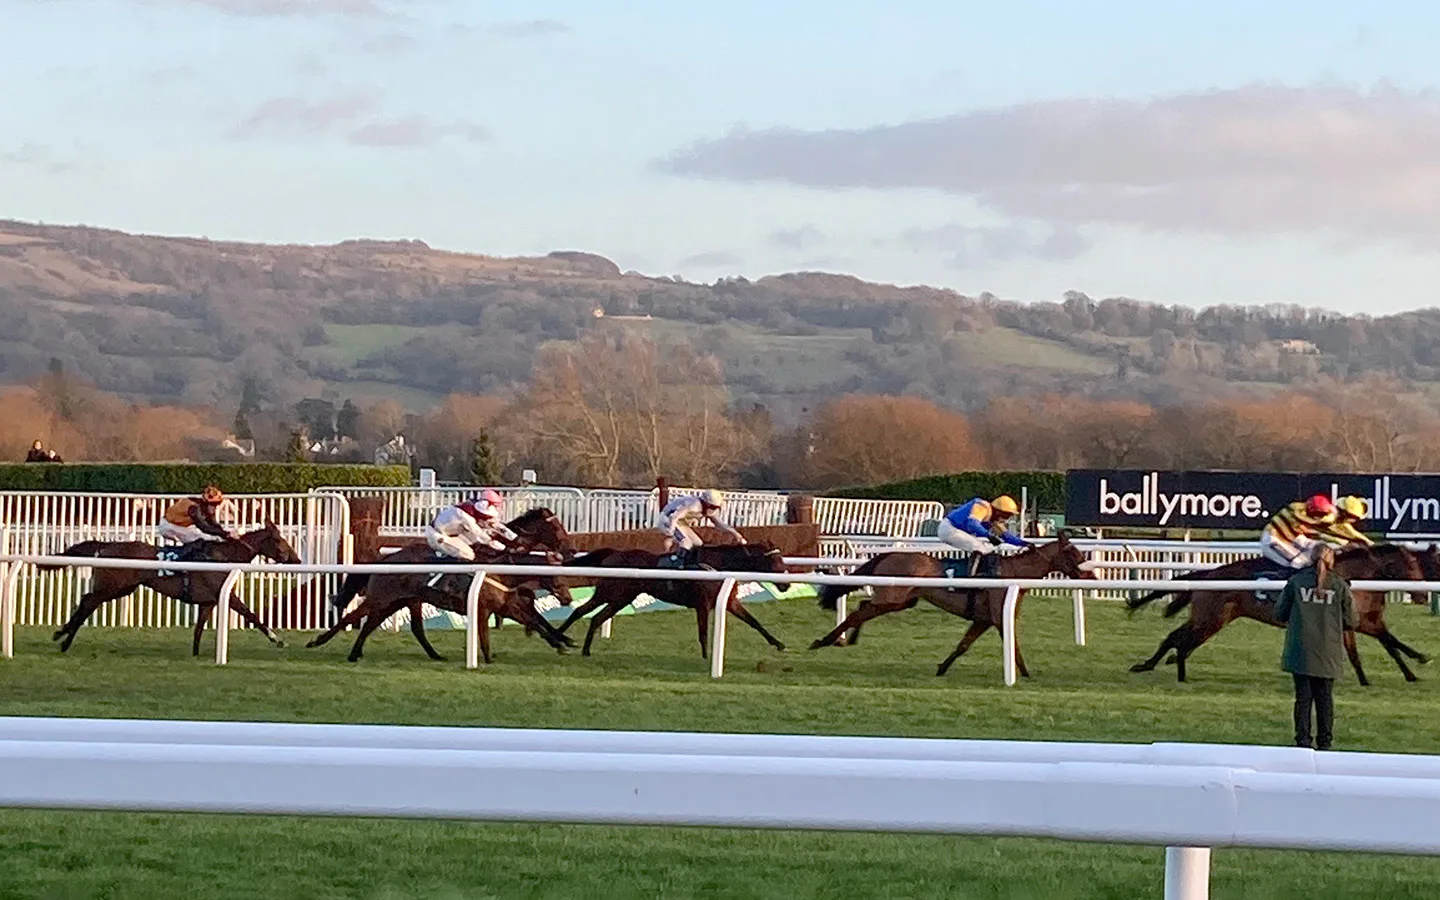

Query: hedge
[[832, 471, 1066, 512], [0, 463, 412, 494]]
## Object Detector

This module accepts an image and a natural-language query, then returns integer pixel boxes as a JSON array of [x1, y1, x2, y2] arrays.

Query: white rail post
[[1001, 584, 1021, 686], [600, 615, 613, 640], [465, 570, 488, 670], [214, 569, 244, 666], [710, 577, 737, 679], [1, 559, 21, 659], [1072, 589, 1087, 646], [1164, 847, 1211, 900]]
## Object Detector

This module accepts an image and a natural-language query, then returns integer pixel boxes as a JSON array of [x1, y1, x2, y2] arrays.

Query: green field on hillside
[[3, 598, 1440, 899]]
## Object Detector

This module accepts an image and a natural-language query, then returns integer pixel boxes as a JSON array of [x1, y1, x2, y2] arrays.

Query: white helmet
[[699, 489, 724, 508]]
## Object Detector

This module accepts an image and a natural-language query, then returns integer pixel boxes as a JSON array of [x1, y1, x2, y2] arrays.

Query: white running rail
[[3, 718, 1440, 900]]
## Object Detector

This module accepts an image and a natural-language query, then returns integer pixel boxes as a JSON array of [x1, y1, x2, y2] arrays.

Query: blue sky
[[6, 0, 1440, 313]]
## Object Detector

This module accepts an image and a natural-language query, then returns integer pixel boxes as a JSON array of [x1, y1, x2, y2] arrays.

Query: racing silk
[[944, 498, 1028, 548], [431, 504, 491, 548], [466, 500, 518, 545], [162, 497, 228, 538], [1264, 501, 1334, 544], [1318, 519, 1374, 548], [659, 495, 742, 543]]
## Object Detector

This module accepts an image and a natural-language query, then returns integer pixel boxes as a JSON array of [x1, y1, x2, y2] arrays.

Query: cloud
[[768, 225, 826, 251], [230, 89, 382, 139], [0, 142, 78, 175], [348, 117, 489, 147], [155, 0, 403, 16], [487, 18, 569, 38], [901, 222, 1092, 268], [679, 250, 743, 268], [357, 30, 420, 55], [657, 83, 1440, 241]]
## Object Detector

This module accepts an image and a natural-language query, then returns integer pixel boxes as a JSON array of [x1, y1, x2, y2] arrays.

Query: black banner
[[1064, 469, 1440, 534]]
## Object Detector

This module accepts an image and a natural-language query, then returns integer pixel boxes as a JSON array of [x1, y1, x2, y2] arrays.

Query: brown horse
[[305, 545, 573, 663], [555, 543, 793, 658], [809, 533, 1092, 677], [1127, 543, 1432, 684], [39, 523, 301, 655]]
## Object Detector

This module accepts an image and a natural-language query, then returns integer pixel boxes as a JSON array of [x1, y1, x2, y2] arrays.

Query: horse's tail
[[1162, 593, 1193, 618], [817, 557, 882, 611], [330, 572, 371, 610], [33, 541, 113, 572], [1125, 589, 1171, 612]]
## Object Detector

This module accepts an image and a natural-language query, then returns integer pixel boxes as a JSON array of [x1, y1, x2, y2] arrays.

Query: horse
[[554, 542, 793, 658], [326, 506, 579, 636], [808, 533, 1092, 677], [305, 557, 571, 662], [1127, 543, 1432, 684], [38, 523, 301, 655]]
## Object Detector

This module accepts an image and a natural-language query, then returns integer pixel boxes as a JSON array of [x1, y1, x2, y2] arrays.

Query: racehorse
[[1127, 543, 1432, 684], [327, 506, 578, 633], [555, 543, 793, 658], [38, 523, 300, 655], [808, 533, 1092, 677]]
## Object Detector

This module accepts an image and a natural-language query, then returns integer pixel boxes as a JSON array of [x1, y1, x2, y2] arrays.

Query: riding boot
[[977, 553, 1001, 578]]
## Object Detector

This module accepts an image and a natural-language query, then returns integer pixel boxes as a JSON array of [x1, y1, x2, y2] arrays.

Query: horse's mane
[[1338, 543, 1405, 564], [507, 507, 553, 528]]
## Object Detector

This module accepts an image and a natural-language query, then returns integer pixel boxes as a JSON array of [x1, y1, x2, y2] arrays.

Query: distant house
[[1275, 339, 1319, 355]]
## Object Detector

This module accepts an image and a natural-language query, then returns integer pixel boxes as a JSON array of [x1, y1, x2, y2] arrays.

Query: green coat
[[1274, 568, 1356, 680]]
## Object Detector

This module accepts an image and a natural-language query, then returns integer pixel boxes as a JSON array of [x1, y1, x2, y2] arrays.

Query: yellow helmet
[[991, 495, 1019, 515], [1336, 495, 1367, 519]]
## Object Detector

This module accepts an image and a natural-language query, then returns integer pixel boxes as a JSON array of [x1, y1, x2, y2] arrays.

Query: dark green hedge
[[0, 463, 411, 494], [833, 471, 1066, 512]]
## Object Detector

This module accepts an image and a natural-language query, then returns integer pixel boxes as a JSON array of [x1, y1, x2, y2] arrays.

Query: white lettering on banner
[[1098, 475, 1267, 526]]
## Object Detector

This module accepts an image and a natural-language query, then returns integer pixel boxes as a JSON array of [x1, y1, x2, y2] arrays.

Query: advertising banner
[[1065, 470, 1440, 534]]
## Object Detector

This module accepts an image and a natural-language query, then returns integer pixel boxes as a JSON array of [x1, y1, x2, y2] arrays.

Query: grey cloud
[[488, 18, 569, 38], [230, 89, 381, 138], [679, 250, 743, 268], [769, 224, 825, 251], [159, 0, 400, 16], [657, 84, 1440, 240], [358, 30, 420, 55], [1, 142, 78, 175], [902, 222, 1092, 268]]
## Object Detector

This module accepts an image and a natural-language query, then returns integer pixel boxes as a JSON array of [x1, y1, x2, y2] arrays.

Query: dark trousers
[[1293, 673, 1335, 750]]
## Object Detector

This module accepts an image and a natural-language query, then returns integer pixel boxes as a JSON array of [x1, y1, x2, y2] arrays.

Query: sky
[[6, 0, 1440, 314]]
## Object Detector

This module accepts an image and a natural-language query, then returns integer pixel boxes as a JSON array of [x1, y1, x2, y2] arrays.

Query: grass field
[[5, 597, 1440, 899]]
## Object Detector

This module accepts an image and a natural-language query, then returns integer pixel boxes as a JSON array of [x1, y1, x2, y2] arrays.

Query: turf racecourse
[[4, 596, 1440, 899]]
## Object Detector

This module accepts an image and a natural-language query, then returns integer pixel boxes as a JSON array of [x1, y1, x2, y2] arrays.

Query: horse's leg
[[936, 622, 989, 676], [1344, 629, 1370, 687], [192, 605, 209, 656], [408, 607, 446, 661], [1384, 630, 1430, 664], [582, 602, 627, 657], [1368, 628, 1419, 683], [557, 596, 608, 635], [810, 593, 916, 650], [695, 601, 710, 659], [1173, 618, 1226, 684], [843, 598, 872, 646], [726, 598, 786, 652], [1131, 623, 1191, 673], [477, 611, 492, 664], [347, 601, 404, 662], [307, 602, 373, 648], [226, 597, 286, 648], [53, 588, 124, 652]]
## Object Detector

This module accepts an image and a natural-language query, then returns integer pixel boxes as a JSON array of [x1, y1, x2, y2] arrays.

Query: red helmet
[[1305, 494, 1335, 517]]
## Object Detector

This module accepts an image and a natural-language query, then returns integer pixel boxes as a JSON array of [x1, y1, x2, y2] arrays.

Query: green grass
[[322, 324, 447, 365], [4, 598, 1440, 898], [948, 327, 1114, 374]]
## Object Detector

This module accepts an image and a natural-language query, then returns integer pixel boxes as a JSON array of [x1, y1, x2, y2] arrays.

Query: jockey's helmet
[[202, 485, 223, 504], [1336, 495, 1367, 519], [991, 495, 1019, 516], [1304, 494, 1335, 518], [699, 489, 725, 508], [478, 489, 502, 506]]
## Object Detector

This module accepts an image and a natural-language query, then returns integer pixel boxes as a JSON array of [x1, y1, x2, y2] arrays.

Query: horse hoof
[[273, 640, 288, 649], [934, 667, 947, 677], [1421, 657, 1432, 666], [1129, 663, 1152, 673], [773, 644, 787, 653], [347, 655, 361, 663], [50, 630, 63, 642], [807, 640, 824, 651]]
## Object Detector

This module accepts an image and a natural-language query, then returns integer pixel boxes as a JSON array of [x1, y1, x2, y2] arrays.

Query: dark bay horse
[[306, 561, 570, 663], [555, 543, 793, 658], [39, 523, 301, 654], [1127, 543, 1432, 684], [809, 534, 1092, 677]]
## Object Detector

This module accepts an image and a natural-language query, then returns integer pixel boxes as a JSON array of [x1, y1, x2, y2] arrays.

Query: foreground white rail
[[5, 555, 1438, 686], [3, 719, 1440, 900]]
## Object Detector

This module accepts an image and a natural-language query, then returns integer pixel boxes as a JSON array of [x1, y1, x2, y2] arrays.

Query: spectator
[[25, 440, 61, 463], [1274, 544, 1354, 750]]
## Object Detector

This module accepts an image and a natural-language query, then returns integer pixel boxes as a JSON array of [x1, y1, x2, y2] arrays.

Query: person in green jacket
[[1274, 544, 1355, 750]]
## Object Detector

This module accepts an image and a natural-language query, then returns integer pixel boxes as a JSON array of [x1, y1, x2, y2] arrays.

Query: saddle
[[943, 555, 1001, 580]]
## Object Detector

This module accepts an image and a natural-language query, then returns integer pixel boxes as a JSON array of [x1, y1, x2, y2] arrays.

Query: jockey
[[158, 485, 234, 557], [1319, 495, 1374, 549], [426, 490, 516, 561], [657, 489, 744, 567], [1260, 494, 1337, 570], [937, 495, 1029, 577]]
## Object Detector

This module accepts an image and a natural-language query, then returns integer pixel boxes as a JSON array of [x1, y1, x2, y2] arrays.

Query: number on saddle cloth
[[155, 544, 186, 577], [1253, 567, 1291, 601]]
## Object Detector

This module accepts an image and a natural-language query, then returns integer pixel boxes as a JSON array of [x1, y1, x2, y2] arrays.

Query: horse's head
[[1034, 530, 1093, 580], [237, 521, 303, 565], [1339, 543, 1419, 582], [1417, 543, 1440, 582], [508, 507, 575, 555]]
